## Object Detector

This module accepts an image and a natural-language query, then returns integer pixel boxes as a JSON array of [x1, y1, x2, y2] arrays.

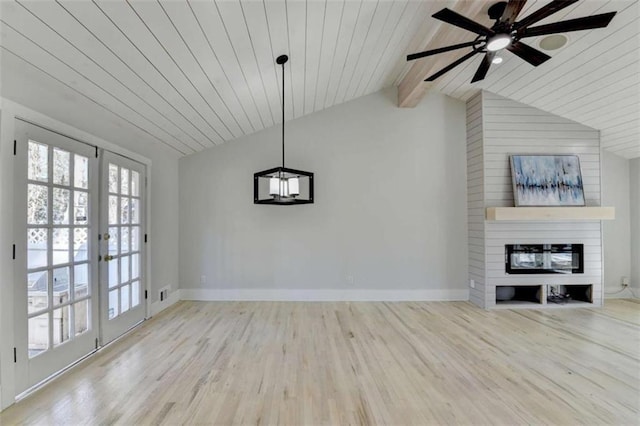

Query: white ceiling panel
[[0, 0, 638, 158]]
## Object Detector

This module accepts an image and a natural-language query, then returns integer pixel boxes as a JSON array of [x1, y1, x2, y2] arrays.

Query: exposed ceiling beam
[[398, 1, 494, 108]]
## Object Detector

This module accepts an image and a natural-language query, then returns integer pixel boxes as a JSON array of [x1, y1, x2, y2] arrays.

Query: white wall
[[630, 158, 640, 292], [179, 88, 469, 301], [601, 151, 632, 298]]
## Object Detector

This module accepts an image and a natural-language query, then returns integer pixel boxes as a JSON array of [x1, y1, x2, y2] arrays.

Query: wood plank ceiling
[[0, 1, 638, 158]]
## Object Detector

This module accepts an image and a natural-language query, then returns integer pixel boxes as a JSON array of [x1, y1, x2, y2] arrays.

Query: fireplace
[[505, 244, 584, 274]]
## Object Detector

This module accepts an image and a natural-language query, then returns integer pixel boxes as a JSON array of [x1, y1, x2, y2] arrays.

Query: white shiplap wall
[[466, 92, 486, 308], [468, 91, 603, 309]]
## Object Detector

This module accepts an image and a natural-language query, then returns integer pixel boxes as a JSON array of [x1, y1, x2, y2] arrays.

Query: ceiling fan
[[407, 0, 617, 83]]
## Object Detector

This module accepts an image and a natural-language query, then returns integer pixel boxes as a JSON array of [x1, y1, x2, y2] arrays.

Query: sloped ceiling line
[[92, 1, 222, 147], [118, 1, 231, 142], [61, 1, 213, 151], [1, 0, 440, 155], [212, 0, 274, 129], [0, 45, 193, 156], [157, 1, 249, 138], [5, 1, 200, 154]]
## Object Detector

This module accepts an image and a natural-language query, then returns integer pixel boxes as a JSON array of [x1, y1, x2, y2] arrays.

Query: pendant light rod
[[276, 54, 288, 169]]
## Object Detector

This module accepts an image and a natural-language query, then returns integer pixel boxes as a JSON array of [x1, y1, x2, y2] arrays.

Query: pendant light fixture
[[254, 55, 314, 205]]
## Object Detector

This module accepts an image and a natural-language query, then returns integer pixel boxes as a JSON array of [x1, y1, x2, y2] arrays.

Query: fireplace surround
[[466, 91, 605, 309]]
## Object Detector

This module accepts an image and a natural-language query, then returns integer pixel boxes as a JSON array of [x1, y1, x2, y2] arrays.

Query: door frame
[[0, 101, 153, 410]]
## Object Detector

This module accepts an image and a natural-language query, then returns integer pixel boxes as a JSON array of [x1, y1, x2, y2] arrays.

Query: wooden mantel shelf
[[486, 207, 615, 221]]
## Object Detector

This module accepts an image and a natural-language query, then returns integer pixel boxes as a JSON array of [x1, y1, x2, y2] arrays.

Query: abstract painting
[[510, 155, 585, 207]]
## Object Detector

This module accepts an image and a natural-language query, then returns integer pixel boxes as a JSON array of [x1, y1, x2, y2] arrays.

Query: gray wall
[[179, 88, 469, 300], [602, 151, 631, 297], [631, 158, 640, 291]]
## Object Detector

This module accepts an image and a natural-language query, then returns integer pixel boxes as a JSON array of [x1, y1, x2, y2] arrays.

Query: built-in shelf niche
[[495, 284, 594, 309], [486, 207, 615, 221]]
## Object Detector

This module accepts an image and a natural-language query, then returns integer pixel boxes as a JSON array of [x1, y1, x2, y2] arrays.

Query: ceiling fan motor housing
[[488, 2, 509, 21]]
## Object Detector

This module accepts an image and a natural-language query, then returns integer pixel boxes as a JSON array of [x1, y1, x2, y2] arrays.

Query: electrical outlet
[[159, 286, 170, 302], [469, 279, 475, 289], [622, 276, 630, 287]]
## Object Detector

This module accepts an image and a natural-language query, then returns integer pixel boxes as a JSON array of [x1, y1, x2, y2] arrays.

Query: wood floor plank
[[1, 300, 638, 425]]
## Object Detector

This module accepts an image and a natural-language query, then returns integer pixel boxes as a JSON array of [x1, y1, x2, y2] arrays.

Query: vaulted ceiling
[[1, 0, 638, 158]]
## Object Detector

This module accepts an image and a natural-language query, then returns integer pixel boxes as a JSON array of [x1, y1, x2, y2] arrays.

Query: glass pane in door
[[28, 142, 48, 182], [74, 155, 88, 189], [52, 305, 71, 346], [74, 300, 89, 336], [27, 228, 48, 269], [27, 271, 48, 314], [28, 312, 49, 357]]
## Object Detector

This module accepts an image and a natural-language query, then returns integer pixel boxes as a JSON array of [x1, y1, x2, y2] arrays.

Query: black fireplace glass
[[505, 244, 584, 274]]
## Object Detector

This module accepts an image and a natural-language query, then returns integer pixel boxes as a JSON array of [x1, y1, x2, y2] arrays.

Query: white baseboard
[[149, 291, 180, 316], [180, 288, 469, 302], [604, 287, 637, 299]]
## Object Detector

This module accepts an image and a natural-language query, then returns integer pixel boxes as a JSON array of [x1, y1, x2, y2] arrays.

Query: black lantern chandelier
[[254, 55, 314, 205]]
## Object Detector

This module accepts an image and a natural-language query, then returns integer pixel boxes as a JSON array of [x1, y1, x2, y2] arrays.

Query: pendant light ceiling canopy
[[254, 55, 314, 205]]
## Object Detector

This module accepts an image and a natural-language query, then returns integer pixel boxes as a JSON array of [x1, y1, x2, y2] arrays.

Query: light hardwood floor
[[1, 299, 639, 425]]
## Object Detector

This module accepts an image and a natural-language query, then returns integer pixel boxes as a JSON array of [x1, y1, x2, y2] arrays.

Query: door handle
[[103, 233, 110, 240], [104, 255, 114, 262]]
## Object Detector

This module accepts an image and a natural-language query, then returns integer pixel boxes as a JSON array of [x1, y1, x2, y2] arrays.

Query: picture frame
[[510, 154, 586, 207]]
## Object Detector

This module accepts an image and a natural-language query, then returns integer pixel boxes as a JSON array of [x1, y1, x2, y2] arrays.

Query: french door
[[14, 120, 100, 393], [99, 151, 146, 345], [14, 121, 147, 394]]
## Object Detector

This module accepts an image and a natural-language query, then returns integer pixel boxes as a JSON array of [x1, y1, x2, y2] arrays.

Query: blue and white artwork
[[510, 155, 585, 206]]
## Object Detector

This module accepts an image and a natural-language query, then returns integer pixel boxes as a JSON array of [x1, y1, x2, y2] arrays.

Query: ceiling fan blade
[[501, 0, 528, 25], [471, 52, 496, 83], [425, 50, 479, 81], [432, 8, 494, 36], [407, 41, 477, 61], [520, 12, 617, 38], [507, 41, 551, 66], [514, 0, 579, 29]]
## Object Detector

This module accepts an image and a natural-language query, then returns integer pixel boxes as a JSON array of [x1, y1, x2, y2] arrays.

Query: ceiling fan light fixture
[[492, 56, 504, 64], [486, 34, 512, 51]]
